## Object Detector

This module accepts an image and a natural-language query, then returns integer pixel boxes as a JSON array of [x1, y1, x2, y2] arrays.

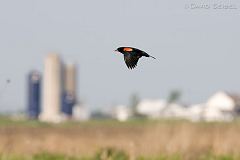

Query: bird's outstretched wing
[[124, 53, 139, 69]]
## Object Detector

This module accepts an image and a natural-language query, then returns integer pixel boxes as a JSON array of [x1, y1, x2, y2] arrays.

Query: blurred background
[[0, 0, 240, 160]]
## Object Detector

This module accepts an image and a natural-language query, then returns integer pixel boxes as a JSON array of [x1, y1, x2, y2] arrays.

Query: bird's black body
[[115, 47, 156, 69]]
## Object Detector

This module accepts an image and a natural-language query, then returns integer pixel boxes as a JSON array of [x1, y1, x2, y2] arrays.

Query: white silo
[[40, 53, 63, 123]]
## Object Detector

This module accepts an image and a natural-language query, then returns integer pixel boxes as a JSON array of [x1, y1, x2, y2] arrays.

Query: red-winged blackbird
[[115, 47, 156, 69]]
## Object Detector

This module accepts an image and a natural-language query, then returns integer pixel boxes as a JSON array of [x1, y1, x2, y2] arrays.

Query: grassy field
[[0, 117, 240, 160]]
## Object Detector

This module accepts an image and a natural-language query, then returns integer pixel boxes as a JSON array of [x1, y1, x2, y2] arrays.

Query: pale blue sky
[[0, 0, 240, 111]]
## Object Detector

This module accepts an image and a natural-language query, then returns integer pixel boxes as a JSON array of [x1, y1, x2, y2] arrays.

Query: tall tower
[[40, 54, 62, 122], [65, 64, 77, 98], [62, 63, 77, 116], [27, 71, 41, 119]]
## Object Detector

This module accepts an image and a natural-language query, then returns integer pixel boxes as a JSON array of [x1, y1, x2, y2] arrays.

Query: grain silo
[[27, 71, 41, 119], [40, 53, 62, 123], [61, 63, 77, 116]]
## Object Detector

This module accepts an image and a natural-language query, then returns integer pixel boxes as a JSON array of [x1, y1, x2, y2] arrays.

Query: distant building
[[72, 104, 90, 121], [40, 54, 63, 123], [185, 104, 205, 122], [132, 92, 240, 122], [161, 103, 187, 119], [27, 71, 41, 119], [111, 105, 132, 122], [203, 91, 240, 121], [136, 99, 166, 118], [61, 63, 77, 116], [136, 99, 204, 121]]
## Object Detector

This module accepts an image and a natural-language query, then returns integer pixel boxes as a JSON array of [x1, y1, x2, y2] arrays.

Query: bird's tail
[[144, 52, 156, 59], [149, 55, 156, 59]]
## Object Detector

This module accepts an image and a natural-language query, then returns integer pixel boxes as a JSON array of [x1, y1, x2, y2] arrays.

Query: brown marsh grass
[[0, 120, 240, 159]]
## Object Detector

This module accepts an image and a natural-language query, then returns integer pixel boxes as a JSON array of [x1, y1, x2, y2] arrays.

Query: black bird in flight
[[115, 47, 156, 69]]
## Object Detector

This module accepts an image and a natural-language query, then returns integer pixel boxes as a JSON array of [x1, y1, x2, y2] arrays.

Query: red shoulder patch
[[123, 47, 133, 52]]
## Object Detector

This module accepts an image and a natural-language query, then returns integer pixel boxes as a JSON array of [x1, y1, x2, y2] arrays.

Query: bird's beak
[[114, 50, 118, 52]]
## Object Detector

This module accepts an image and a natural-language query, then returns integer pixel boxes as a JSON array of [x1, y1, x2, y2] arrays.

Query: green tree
[[129, 93, 140, 116], [167, 90, 182, 104]]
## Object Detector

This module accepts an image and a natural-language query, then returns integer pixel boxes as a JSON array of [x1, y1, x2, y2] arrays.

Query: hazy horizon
[[0, 0, 240, 112]]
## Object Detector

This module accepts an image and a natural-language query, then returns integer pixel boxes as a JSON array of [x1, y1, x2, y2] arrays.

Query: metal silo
[[27, 71, 41, 119], [62, 92, 75, 116], [61, 63, 77, 116]]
